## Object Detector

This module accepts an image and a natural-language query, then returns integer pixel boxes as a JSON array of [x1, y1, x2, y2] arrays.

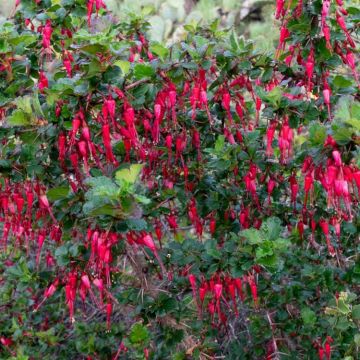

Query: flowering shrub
[[0, 0, 359, 359]]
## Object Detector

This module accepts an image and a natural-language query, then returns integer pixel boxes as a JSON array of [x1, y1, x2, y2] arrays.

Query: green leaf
[[32, 93, 44, 117], [114, 60, 131, 75], [115, 164, 144, 185], [85, 204, 117, 217], [129, 323, 149, 344], [333, 127, 353, 145], [262, 217, 282, 241], [125, 218, 147, 231], [150, 43, 169, 60], [87, 59, 102, 77], [333, 75, 353, 89], [204, 239, 221, 259], [7, 110, 30, 126], [352, 304, 360, 320], [354, 334, 360, 346], [351, 103, 360, 119], [8, 34, 37, 47], [260, 87, 282, 107], [230, 31, 239, 51], [309, 122, 326, 145], [215, 135, 225, 153], [46, 186, 70, 201], [74, 81, 89, 95], [334, 97, 351, 122], [134, 63, 155, 79], [346, 118, 360, 131], [255, 243, 273, 259], [301, 308, 316, 325], [134, 194, 151, 204], [335, 316, 351, 331], [338, 299, 351, 315], [79, 44, 107, 55], [241, 229, 262, 245], [15, 96, 33, 114]]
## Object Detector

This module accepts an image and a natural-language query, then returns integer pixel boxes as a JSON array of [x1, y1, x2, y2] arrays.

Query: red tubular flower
[[93, 278, 104, 305], [42, 20, 53, 49], [222, 91, 232, 120], [154, 221, 163, 243], [35, 231, 46, 266], [38, 71, 48, 92], [14, 193, 24, 215], [81, 123, 91, 142], [45, 252, 55, 267], [188, 274, 197, 292], [266, 123, 276, 156], [0, 336, 13, 347], [325, 336, 333, 360], [78, 140, 89, 174], [345, 50, 359, 86], [113, 342, 127, 360], [323, 78, 331, 119], [141, 233, 167, 277], [275, 0, 285, 19], [304, 173, 313, 208], [213, 282, 223, 323], [105, 97, 116, 120], [353, 170, 360, 194], [214, 283, 222, 300], [106, 302, 112, 330], [70, 116, 81, 144], [34, 278, 59, 311], [192, 128, 201, 160], [235, 102, 244, 125], [320, 219, 335, 257], [297, 221, 304, 239], [289, 175, 299, 209], [332, 150, 342, 167], [324, 135, 337, 148], [102, 123, 116, 164], [255, 97, 262, 125], [330, 217, 341, 239], [267, 179, 276, 205], [81, 274, 91, 290], [336, 12, 355, 48], [63, 58, 72, 77], [209, 216, 216, 235], [323, 24, 331, 50], [165, 134, 173, 161], [199, 283, 207, 303], [95, 0, 106, 14], [39, 194, 57, 222], [227, 282, 238, 316], [234, 278, 245, 301], [321, 0, 330, 28], [305, 48, 315, 91], [247, 275, 258, 307], [188, 274, 201, 315], [224, 127, 235, 145], [65, 272, 77, 323], [87, 0, 95, 26], [58, 133, 66, 167]]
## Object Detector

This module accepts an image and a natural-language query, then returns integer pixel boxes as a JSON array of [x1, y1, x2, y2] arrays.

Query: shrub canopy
[[0, 0, 359, 359]]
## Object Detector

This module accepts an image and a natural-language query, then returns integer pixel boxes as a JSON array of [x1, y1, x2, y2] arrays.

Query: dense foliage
[[0, 0, 359, 359], [103, 0, 271, 44]]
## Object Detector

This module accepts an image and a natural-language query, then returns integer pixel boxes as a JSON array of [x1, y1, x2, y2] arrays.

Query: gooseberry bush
[[0, 0, 359, 359]]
